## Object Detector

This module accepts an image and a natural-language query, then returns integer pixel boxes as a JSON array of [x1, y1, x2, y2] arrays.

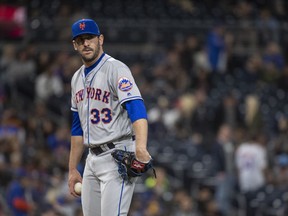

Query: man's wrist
[[69, 167, 78, 172]]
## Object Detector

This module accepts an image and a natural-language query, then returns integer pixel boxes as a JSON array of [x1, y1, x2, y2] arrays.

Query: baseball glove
[[111, 149, 156, 182]]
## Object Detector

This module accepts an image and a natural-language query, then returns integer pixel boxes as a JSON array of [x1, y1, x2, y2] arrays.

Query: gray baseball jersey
[[71, 53, 142, 146], [71, 53, 141, 215]]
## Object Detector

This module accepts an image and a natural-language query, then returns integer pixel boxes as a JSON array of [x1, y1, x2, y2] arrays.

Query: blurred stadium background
[[1, 0, 288, 215]]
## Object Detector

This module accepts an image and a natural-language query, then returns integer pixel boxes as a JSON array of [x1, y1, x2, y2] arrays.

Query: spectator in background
[[45, 171, 80, 216], [277, 64, 288, 91], [35, 63, 64, 103], [174, 195, 198, 216], [47, 124, 70, 152], [147, 95, 180, 139], [256, 8, 280, 46], [0, 108, 26, 146], [174, 93, 197, 139], [46, 124, 71, 172], [242, 53, 262, 85], [180, 34, 199, 74], [35, 62, 65, 116], [6, 48, 36, 101], [270, 114, 288, 185], [0, 44, 17, 84], [143, 197, 164, 216], [274, 153, 288, 186], [145, 167, 170, 199], [152, 45, 190, 94], [57, 55, 81, 120], [243, 94, 264, 135], [273, 113, 288, 153], [195, 126, 227, 215], [190, 88, 214, 135], [130, 62, 147, 94], [213, 124, 236, 216], [264, 42, 284, 68], [35, 50, 52, 76], [26, 102, 55, 145], [233, 1, 254, 20], [6, 169, 35, 216], [172, 189, 199, 216], [214, 92, 243, 132], [195, 185, 220, 216], [0, 44, 17, 103], [191, 67, 212, 93], [206, 24, 227, 73], [261, 42, 284, 83], [235, 132, 268, 216]]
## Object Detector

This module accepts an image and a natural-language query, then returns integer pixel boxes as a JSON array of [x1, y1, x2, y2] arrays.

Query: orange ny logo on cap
[[79, 22, 85, 30]]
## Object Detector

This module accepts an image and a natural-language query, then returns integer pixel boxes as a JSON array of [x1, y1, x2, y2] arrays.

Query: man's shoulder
[[71, 66, 84, 81], [105, 54, 128, 69]]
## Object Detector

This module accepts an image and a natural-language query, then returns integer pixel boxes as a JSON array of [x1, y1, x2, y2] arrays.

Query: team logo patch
[[79, 22, 85, 30], [118, 77, 133, 92]]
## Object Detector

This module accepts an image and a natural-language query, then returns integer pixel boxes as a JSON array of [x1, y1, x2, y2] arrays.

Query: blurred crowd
[[1, 0, 288, 216]]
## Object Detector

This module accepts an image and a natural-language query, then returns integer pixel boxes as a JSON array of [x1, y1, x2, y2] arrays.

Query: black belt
[[90, 136, 135, 156]]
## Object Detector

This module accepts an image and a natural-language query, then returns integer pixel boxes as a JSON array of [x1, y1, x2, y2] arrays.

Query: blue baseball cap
[[72, 19, 101, 40]]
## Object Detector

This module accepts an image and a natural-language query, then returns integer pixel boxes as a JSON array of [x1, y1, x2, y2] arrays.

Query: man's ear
[[72, 41, 77, 50], [99, 34, 104, 46]]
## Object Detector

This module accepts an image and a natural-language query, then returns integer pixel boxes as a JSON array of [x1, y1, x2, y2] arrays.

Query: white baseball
[[74, 182, 82, 195]]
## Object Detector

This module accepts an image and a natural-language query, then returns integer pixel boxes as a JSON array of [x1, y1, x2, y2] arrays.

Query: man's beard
[[82, 52, 98, 63]]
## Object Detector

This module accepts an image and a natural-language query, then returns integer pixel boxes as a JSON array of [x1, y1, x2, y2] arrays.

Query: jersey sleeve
[[114, 65, 143, 104], [124, 99, 147, 123], [71, 74, 78, 112], [71, 111, 83, 136]]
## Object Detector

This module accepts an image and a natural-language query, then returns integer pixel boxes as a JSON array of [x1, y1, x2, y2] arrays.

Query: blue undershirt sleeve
[[71, 111, 83, 136], [124, 99, 147, 123]]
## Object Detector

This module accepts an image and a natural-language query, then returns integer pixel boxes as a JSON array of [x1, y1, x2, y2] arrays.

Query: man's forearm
[[69, 136, 85, 170], [133, 118, 148, 149], [132, 118, 151, 162]]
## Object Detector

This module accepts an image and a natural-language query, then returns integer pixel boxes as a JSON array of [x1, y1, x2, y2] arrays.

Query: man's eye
[[76, 39, 83, 44]]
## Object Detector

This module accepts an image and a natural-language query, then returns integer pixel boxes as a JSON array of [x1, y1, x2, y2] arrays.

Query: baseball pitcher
[[68, 19, 154, 216]]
